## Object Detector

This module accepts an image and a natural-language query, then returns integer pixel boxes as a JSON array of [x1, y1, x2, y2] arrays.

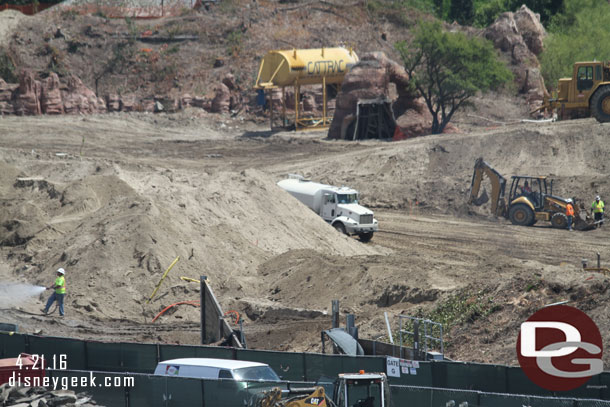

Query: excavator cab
[[333, 372, 389, 407], [508, 176, 548, 211]]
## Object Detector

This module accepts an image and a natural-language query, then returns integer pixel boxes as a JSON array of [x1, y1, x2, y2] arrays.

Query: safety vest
[[592, 200, 605, 213], [55, 276, 66, 294], [566, 204, 574, 216]]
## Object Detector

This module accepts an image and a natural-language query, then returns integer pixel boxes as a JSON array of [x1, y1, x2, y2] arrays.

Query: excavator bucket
[[471, 188, 489, 206], [574, 216, 597, 231]]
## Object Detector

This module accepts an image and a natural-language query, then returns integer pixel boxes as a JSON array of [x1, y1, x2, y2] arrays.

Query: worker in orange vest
[[566, 199, 574, 231]]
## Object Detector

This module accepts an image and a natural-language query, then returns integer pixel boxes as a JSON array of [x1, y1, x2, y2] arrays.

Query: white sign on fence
[[386, 356, 401, 377]]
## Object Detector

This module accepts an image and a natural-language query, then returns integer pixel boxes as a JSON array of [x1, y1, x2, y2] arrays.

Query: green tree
[[449, 0, 474, 25], [0, 49, 17, 83], [541, 0, 610, 88], [396, 21, 512, 134], [433, 0, 446, 18], [473, 0, 564, 28], [473, 0, 506, 27]]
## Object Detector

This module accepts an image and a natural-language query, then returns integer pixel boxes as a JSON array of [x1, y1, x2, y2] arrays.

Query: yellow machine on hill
[[535, 61, 610, 121], [258, 371, 389, 407], [468, 158, 595, 230], [254, 47, 359, 130]]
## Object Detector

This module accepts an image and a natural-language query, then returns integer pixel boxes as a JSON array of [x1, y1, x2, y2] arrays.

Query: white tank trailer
[[277, 175, 378, 242]]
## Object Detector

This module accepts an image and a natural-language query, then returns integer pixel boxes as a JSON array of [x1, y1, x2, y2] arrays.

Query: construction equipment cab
[[332, 372, 390, 407], [506, 175, 554, 226], [468, 158, 594, 230], [535, 61, 610, 122], [256, 371, 389, 407]]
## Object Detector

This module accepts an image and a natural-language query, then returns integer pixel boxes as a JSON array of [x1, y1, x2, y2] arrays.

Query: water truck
[[277, 175, 378, 242]]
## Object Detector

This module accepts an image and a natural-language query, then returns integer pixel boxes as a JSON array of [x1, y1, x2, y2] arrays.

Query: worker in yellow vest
[[592, 195, 605, 228], [42, 268, 66, 316]]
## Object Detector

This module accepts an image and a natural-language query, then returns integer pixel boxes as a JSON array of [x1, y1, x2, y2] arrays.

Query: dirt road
[[1, 113, 609, 366]]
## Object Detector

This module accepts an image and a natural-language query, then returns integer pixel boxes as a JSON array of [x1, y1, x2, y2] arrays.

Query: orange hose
[[223, 310, 240, 324], [152, 301, 199, 323]]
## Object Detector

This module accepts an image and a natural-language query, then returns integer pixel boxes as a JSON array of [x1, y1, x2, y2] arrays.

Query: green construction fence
[[1, 332, 609, 401], [41, 370, 610, 407]]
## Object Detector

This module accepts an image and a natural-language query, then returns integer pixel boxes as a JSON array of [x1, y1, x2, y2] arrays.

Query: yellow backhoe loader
[[468, 158, 595, 230], [257, 371, 389, 407], [533, 61, 610, 121]]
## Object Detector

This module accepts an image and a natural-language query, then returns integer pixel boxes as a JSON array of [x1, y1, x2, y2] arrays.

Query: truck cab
[[278, 177, 378, 242]]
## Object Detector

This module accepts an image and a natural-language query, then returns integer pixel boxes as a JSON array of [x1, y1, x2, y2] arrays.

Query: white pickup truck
[[277, 176, 378, 242]]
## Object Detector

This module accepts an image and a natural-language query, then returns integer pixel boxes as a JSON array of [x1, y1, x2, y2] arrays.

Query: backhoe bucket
[[574, 214, 596, 231], [471, 188, 489, 206]]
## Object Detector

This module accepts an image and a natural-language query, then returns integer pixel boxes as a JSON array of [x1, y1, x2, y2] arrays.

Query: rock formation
[[62, 75, 105, 114], [0, 79, 17, 115], [0, 71, 238, 117], [211, 82, 231, 113], [41, 72, 64, 114], [120, 94, 136, 112], [329, 52, 437, 140], [14, 70, 41, 116], [210, 74, 243, 114], [180, 93, 193, 108], [485, 5, 548, 108], [106, 93, 121, 112]]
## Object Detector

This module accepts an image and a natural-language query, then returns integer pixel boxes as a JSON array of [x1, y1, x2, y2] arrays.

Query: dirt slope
[[0, 114, 381, 325], [1, 114, 609, 367]]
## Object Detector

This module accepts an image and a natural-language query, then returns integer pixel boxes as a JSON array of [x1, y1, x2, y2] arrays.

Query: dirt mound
[[272, 120, 610, 216], [1, 113, 610, 364], [0, 143, 381, 322]]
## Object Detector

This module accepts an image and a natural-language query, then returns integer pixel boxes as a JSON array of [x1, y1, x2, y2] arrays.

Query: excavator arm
[[468, 157, 507, 217]]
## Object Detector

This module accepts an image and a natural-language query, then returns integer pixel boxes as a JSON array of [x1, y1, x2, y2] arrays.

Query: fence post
[[332, 300, 339, 329], [200, 276, 207, 344], [302, 352, 307, 382]]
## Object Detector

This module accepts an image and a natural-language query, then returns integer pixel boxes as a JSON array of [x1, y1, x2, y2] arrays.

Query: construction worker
[[42, 268, 66, 316], [592, 195, 605, 228], [566, 199, 574, 231]]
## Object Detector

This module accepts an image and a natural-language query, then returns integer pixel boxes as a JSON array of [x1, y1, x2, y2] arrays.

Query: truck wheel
[[591, 86, 610, 123], [358, 232, 374, 243], [333, 222, 347, 235], [509, 204, 535, 226], [551, 212, 568, 229]]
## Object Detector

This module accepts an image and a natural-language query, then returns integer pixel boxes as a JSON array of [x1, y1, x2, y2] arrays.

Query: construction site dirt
[[1, 113, 609, 368]]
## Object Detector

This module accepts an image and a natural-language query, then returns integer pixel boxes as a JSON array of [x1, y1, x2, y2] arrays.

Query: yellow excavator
[[533, 61, 610, 121], [468, 158, 596, 230], [257, 371, 389, 407]]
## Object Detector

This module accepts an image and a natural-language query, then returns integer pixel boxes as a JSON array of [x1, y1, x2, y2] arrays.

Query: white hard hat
[[566, 198, 573, 203], [596, 195, 601, 200], [56, 268, 65, 275]]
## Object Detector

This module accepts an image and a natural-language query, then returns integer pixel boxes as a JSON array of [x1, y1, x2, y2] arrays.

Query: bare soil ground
[[1, 113, 609, 368]]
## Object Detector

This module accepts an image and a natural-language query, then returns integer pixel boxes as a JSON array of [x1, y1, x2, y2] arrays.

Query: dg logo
[[517, 305, 603, 391]]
